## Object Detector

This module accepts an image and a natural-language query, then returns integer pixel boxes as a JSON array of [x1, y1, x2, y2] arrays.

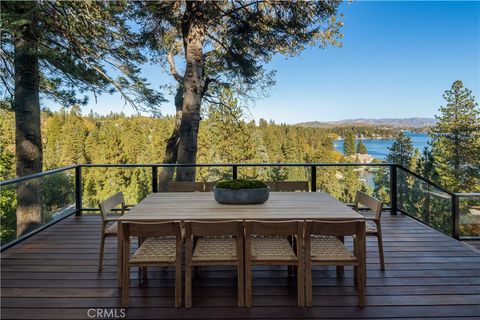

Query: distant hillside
[[297, 118, 437, 128]]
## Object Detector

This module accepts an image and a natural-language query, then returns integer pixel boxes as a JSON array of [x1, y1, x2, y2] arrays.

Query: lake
[[334, 132, 431, 160]]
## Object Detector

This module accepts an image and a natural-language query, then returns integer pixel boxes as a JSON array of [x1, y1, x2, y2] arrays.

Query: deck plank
[[1, 213, 479, 319]]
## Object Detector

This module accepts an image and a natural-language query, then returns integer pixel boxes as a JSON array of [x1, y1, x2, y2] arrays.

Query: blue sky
[[50, 1, 480, 124]]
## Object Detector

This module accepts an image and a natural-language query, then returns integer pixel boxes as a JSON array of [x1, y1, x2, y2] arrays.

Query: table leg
[[117, 222, 123, 288]]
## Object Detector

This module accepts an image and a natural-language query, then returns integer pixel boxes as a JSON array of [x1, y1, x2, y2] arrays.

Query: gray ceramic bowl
[[213, 187, 269, 204]]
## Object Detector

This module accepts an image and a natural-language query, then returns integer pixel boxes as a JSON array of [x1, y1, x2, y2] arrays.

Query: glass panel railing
[[458, 194, 480, 239], [316, 165, 391, 206], [397, 167, 453, 236], [82, 166, 152, 209], [237, 165, 311, 190], [0, 169, 76, 247]]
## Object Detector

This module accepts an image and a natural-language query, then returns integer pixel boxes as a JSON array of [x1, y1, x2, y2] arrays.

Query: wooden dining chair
[[305, 220, 366, 307], [353, 191, 385, 270], [167, 181, 205, 192], [264, 181, 274, 189], [204, 181, 216, 192], [245, 220, 304, 307], [121, 221, 183, 308], [273, 181, 309, 192], [184, 220, 244, 307], [98, 192, 133, 271]]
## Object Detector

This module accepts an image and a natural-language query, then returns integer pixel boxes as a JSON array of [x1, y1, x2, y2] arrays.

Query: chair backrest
[[264, 181, 274, 189], [121, 221, 183, 261], [306, 220, 365, 237], [246, 220, 303, 237], [99, 192, 126, 221], [273, 181, 309, 192], [245, 220, 304, 263], [204, 182, 216, 192], [122, 221, 181, 238], [354, 191, 383, 220], [168, 182, 204, 192], [305, 220, 366, 261], [185, 220, 243, 238]]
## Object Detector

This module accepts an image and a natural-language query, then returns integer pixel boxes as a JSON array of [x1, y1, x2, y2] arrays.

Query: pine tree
[[431, 80, 480, 192], [134, 1, 343, 181], [343, 132, 356, 156], [386, 132, 414, 168], [356, 140, 368, 154], [1, 1, 163, 236]]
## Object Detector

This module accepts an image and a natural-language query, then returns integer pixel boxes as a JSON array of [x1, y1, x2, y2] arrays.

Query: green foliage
[[343, 132, 356, 156], [133, 1, 343, 105], [356, 140, 368, 154], [1, 106, 371, 210], [430, 80, 480, 192], [386, 132, 414, 167], [0, 1, 163, 112], [216, 179, 268, 190]]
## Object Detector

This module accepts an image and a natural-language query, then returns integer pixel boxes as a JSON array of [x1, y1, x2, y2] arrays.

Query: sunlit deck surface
[[1, 213, 479, 320]]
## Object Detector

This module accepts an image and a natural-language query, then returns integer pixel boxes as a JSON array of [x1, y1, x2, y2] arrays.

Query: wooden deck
[[1, 213, 479, 319]]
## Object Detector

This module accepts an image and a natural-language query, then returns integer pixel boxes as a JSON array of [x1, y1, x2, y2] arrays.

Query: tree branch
[[167, 51, 183, 83]]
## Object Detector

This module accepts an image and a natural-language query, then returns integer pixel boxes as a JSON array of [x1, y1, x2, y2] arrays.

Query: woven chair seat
[[310, 235, 357, 262], [193, 237, 237, 262], [251, 237, 296, 261], [105, 222, 118, 235], [130, 237, 177, 264]]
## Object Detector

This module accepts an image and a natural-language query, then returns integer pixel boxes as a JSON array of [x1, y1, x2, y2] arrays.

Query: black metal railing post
[[152, 166, 158, 193], [310, 165, 317, 192], [75, 165, 82, 216], [232, 165, 238, 180], [452, 194, 460, 239], [390, 164, 397, 215]]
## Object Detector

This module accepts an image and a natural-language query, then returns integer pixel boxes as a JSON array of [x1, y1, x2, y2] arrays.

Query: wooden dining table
[[116, 192, 365, 286]]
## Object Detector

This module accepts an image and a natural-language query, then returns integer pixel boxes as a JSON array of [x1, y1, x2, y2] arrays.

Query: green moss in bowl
[[215, 179, 268, 190]]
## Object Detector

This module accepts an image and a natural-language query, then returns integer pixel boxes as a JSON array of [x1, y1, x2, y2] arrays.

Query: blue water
[[334, 132, 431, 160]]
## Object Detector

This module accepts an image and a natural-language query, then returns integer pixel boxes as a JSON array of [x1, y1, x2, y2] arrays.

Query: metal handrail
[[1, 162, 478, 249], [0, 165, 79, 187]]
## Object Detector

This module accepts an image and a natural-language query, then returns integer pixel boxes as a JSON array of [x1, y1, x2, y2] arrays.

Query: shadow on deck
[[1, 214, 479, 319]]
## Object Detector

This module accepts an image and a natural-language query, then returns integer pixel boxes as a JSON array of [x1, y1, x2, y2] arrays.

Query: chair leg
[[98, 234, 105, 272], [336, 236, 345, 277], [357, 263, 365, 307], [305, 261, 312, 307], [121, 266, 130, 308], [377, 229, 385, 271], [175, 262, 182, 308], [237, 263, 245, 307], [353, 265, 358, 288], [245, 261, 252, 307], [141, 267, 148, 280], [185, 262, 192, 308], [336, 266, 344, 278], [297, 263, 305, 307]]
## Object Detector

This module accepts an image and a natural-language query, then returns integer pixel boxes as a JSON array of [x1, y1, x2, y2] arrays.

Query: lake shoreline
[[334, 132, 431, 160]]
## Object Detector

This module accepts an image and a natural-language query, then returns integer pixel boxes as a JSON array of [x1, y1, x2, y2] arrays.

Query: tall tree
[[343, 132, 356, 156], [1, 1, 163, 235], [356, 140, 368, 154], [133, 1, 343, 181], [430, 80, 480, 192], [386, 132, 414, 168]]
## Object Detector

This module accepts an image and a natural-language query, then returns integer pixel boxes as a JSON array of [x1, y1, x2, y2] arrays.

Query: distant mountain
[[297, 117, 437, 128]]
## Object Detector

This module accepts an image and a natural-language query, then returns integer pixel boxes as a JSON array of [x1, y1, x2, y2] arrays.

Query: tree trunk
[[13, 1, 43, 236], [158, 85, 183, 191], [175, 1, 205, 182]]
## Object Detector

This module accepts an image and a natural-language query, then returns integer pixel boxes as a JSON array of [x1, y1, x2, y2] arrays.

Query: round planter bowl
[[213, 187, 269, 205]]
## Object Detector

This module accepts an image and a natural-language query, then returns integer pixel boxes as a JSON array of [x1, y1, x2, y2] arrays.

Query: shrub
[[215, 179, 268, 190]]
